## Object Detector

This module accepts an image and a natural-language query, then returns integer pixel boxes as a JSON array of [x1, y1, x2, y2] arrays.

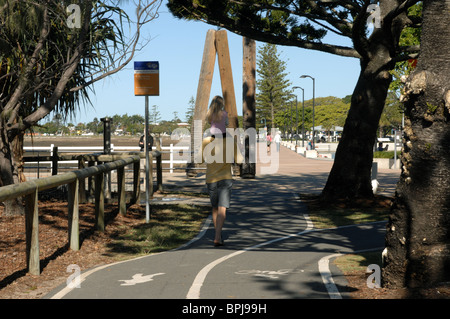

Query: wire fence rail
[[0, 152, 162, 276]]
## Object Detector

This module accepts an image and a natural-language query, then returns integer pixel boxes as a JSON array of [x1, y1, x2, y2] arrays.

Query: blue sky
[[74, 1, 361, 125]]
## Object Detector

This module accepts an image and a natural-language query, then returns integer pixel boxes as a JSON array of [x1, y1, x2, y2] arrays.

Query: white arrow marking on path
[[119, 273, 165, 286]]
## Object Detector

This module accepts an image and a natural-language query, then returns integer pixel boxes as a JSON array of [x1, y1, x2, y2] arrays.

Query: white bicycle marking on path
[[186, 213, 315, 299], [50, 203, 384, 299], [186, 216, 385, 299], [235, 269, 304, 279]]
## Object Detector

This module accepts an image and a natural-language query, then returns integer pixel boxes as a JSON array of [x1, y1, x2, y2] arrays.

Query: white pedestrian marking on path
[[119, 273, 165, 286]]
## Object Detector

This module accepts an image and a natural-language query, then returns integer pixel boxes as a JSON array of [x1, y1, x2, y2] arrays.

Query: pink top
[[210, 110, 228, 135]]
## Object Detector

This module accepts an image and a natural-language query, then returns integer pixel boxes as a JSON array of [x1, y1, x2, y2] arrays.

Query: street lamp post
[[300, 75, 315, 149], [293, 86, 304, 147], [290, 99, 293, 143]]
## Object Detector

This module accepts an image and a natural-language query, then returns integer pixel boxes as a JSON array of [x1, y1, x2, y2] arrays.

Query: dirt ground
[[0, 193, 146, 299], [339, 266, 450, 299]]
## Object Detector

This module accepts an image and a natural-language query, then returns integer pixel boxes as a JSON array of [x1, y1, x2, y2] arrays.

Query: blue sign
[[134, 61, 159, 71], [134, 61, 159, 96]]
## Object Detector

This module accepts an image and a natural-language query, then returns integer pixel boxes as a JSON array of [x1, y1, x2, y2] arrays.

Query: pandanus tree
[[0, 0, 162, 215], [167, 0, 422, 201], [383, 0, 450, 289]]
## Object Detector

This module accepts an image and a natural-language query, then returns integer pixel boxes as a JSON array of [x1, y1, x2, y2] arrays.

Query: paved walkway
[[45, 143, 400, 300]]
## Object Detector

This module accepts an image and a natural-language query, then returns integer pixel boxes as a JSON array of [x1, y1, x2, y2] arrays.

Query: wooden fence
[[0, 152, 161, 275], [23, 143, 189, 174]]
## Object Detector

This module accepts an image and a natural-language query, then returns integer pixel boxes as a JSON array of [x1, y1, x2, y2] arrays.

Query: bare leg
[[212, 206, 226, 244], [212, 207, 218, 228]]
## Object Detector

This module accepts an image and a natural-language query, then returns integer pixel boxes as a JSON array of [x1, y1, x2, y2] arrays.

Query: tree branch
[[302, 0, 354, 36], [351, 0, 371, 61], [179, 5, 361, 58], [230, 0, 355, 37], [70, 0, 162, 92]]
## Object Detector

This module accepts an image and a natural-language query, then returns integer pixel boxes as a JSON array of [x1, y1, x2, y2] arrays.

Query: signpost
[[135, 61, 159, 222]]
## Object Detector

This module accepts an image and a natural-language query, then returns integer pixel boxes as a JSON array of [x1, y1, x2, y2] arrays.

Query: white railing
[[24, 143, 189, 173]]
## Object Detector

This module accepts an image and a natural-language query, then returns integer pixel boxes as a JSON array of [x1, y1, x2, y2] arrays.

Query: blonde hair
[[206, 96, 225, 123]]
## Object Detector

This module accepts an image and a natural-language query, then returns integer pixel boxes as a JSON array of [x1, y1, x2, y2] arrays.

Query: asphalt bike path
[[45, 143, 398, 299]]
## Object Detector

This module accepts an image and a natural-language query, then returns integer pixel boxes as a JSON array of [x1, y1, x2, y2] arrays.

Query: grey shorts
[[206, 179, 233, 208]]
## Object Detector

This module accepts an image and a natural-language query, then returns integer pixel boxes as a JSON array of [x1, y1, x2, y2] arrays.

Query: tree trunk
[[320, 0, 411, 201], [383, 0, 450, 288], [0, 121, 25, 216], [241, 37, 256, 178], [321, 48, 394, 200]]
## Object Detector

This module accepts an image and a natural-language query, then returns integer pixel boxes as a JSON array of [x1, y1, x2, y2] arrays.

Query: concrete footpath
[[45, 143, 400, 300]]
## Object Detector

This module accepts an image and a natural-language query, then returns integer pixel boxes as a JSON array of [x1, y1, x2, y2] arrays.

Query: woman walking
[[201, 96, 243, 246], [207, 95, 229, 136]]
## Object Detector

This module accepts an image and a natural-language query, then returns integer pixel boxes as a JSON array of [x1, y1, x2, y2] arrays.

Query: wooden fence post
[[51, 146, 58, 176], [117, 166, 126, 215], [149, 153, 153, 198], [68, 179, 80, 251], [131, 161, 140, 205], [88, 161, 95, 203], [156, 153, 163, 192], [95, 173, 105, 231], [77, 156, 86, 203], [25, 188, 40, 275]]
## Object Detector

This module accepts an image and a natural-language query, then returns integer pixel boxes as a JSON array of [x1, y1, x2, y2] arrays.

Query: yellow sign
[[134, 61, 159, 96]]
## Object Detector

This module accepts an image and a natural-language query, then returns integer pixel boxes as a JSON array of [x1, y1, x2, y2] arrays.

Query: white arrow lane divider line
[[318, 246, 385, 299], [186, 213, 315, 299], [318, 253, 344, 299], [187, 211, 386, 300]]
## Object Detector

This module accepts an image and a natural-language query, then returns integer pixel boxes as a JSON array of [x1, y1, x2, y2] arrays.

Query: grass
[[107, 203, 210, 259], [299, 193, 391, 229], [300, 193, 390, 294], [333, 251, 383, 275], [373, 151, 401, 159]]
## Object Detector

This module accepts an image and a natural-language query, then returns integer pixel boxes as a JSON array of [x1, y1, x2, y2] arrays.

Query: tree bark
[[383, 0, 450, 288], [0, 119, 25, 216], [241, 37, 256, 178]]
